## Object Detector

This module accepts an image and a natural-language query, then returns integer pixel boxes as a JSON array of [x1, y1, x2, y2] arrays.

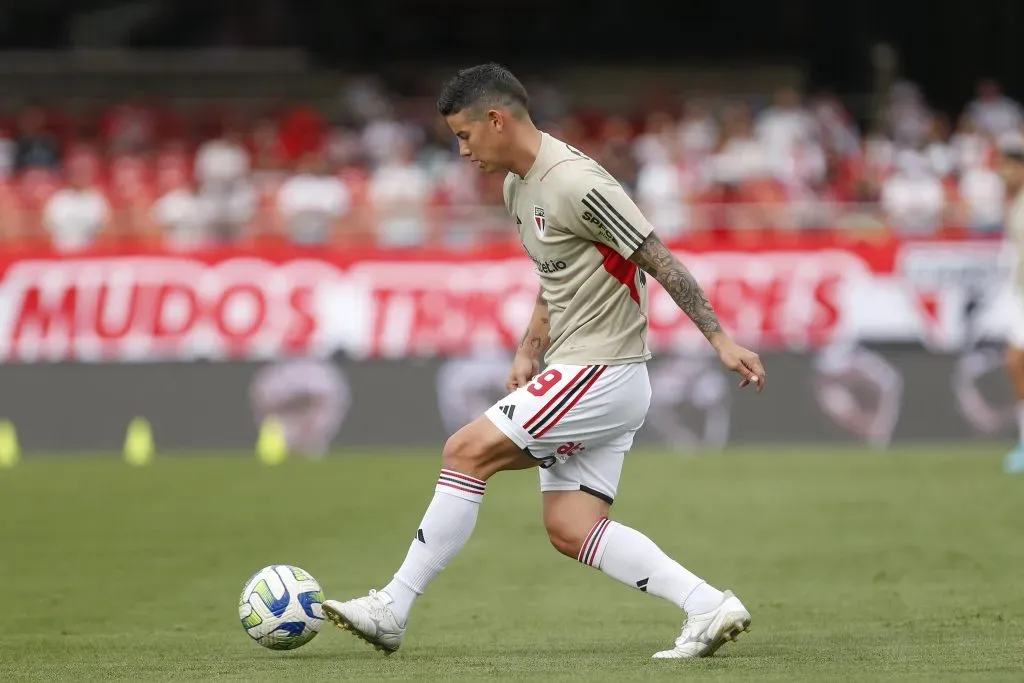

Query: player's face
[[445, 109, 507, 174]]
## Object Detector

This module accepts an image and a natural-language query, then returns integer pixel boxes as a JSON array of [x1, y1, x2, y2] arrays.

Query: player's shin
[[579, 518, 725, 615], [382, 469, 487, 626]]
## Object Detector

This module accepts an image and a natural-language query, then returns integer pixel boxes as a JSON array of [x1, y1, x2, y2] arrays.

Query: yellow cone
[[124, 417, 155, 467], [0, 419, 20, 468], [257, 416, 288, 465]]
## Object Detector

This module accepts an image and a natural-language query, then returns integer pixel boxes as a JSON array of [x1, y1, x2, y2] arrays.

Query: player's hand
[[712, 335, 765, 393], [507, 351, 540, 392]]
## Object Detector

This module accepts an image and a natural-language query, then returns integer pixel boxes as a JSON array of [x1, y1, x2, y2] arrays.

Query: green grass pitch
[[2, 447, 1023, 682]]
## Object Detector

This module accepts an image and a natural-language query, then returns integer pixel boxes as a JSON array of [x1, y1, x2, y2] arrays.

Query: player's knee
[[544, 517, 590, 559], [441, 429, 489, 478]]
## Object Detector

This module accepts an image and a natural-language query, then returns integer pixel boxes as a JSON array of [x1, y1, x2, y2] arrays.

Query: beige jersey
[[1008, 190, 1024, 294], [503, 132, 654, 366]]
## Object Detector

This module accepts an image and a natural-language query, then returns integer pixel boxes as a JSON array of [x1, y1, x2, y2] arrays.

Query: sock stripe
[[439, 469, 486, 488], [577, 517, 611, 566], [437, 470, 486, 497], [586, 518, 612, 566]]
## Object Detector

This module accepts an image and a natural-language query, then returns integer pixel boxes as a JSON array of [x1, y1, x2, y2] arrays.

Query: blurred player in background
[[997, 138, 1024, 473], [322, 64, 766, 658], [249, 359, 350, 459]]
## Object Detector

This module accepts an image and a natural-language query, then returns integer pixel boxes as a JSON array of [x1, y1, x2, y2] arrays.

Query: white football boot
[[652, 590, 751, 659], [321, 590, 406, 655]]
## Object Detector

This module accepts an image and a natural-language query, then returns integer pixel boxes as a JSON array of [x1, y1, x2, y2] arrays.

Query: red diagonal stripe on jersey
[[595, 243, 640, 305]]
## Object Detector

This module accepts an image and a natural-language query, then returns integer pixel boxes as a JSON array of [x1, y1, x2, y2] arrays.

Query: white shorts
[[1010, 291, 1024, 351], [484, 362, 651, 504]]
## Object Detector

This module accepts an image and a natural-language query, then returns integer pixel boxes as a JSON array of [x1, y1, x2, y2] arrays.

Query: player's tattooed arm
[[629, 233, 724, 342], [630, 232, 767, 391], [517, 289, 550, 359]]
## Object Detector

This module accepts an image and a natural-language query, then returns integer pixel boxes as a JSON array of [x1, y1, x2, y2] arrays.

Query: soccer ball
[[238, 564, 325, 650]]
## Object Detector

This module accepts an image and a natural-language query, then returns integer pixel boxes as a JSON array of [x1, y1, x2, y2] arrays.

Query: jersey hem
[[543, 353, 651, 367]]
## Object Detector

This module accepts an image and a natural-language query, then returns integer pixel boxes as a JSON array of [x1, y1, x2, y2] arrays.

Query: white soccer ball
[[238, 564, 325, 650]]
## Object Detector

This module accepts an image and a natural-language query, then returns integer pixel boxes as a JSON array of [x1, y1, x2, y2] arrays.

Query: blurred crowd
[[0, 76, 1021, 252]]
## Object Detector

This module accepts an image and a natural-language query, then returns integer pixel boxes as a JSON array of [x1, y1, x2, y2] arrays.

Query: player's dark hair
[[436, 63, 529, 118]]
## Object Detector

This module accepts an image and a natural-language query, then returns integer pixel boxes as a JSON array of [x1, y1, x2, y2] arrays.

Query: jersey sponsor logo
[[535, 259, 568, 274], [581, 210, 619, 246], [582, 189, 645, 253], [581, 210, 602, 227], [524, 245, 568, 274], [555, 441, 585, 457], [534, 205, 546, 235]]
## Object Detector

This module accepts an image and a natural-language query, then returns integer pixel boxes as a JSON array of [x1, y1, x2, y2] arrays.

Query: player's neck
[[507, 127, 544, 178]]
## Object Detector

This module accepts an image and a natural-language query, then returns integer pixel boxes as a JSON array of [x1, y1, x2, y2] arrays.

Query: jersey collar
[[521, 132, 552, 182]]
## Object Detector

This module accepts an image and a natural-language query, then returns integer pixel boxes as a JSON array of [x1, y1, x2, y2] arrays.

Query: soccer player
[[322, 64, 766, 658], [997, 139, 1024, 473]]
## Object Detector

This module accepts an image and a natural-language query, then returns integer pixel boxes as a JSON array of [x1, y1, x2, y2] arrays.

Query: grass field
[[2, 447, 1023, 682]]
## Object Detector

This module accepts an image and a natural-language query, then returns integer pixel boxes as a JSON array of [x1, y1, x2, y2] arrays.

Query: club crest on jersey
[[533, 206, 546, 235]]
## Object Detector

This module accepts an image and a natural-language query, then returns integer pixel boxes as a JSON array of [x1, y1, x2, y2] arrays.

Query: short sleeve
[[565, 169, 654, 258]]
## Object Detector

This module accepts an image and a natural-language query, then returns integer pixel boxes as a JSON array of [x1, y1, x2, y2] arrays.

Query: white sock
[[578, 517, 725, 615], [1016, 402, 1024, 443], [381, 469, 486, 625]]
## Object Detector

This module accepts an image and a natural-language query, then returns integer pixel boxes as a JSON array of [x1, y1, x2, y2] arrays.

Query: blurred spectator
[[278, 104, 326, 162], [966, 79, 1023, 138], [276, 151, 351, 245], [957, 155, 1005, 235], [710, 104, 767, 186], [678, 100, 719, 159], [150, 164, 210, 251], [812, 93, 860, 157], [632, 111, 678, 168], [880, 150, 946, 234], [595, 116, 639, 195], [195, 121, 255, 242], [755, 88, 816, 163], [950, 113, 991, 173], [369, 137, 432, 247], [195, 121, 250, 190], [362, 105, 421, 169], [13, 107, 60, 173], [635, 145, 694, 238], [886, 81, 933, 147], [6, 71, 1024, 250], [43, 158, 111, 251], [923, 114, 955, 178]]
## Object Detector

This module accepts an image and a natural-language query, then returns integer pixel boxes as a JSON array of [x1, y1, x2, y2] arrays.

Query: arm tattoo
[[519, 291, 550, 353], [630, 233, 723, 340]]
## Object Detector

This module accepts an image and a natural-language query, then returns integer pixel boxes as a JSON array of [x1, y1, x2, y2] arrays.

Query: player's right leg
[[1005, 344, 1024, 473], [541, 454, 750, 659], [1005, 291, 1024, 473], [321, 415, 537, 653]]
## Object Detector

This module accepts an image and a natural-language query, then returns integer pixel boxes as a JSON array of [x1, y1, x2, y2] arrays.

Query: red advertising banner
[[0, 236, 1011, 362]]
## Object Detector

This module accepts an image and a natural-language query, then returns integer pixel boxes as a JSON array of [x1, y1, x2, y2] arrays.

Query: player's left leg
[[540, 444, 750, 659]]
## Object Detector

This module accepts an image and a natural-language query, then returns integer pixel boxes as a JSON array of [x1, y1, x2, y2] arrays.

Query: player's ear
[[487, 109, 504, 132]]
